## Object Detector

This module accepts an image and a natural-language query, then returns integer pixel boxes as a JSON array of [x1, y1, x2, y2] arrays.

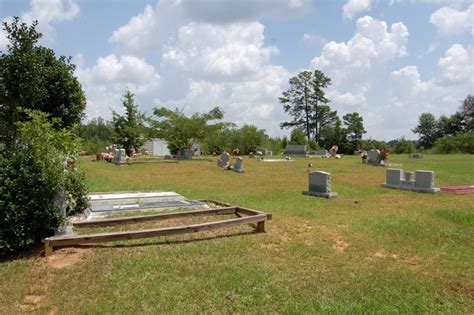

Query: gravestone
[[53, 192, 73, 236], [115, 148, 126, 165], [284, 144, 307, 156], [316, 149, 328, 156], [177, 148, 193, 160], [409, 153, 423, 158], [401, 171, 415, 187], [232, 157, 245, 173], [386, 169, 403, 186], [302, 171, 337, 198], [256, 148, 272, 156], [382, 169, 440, 193], [113, 149, 119, 164], [217, 152, 230, 167], [367, 150, 380, 165]]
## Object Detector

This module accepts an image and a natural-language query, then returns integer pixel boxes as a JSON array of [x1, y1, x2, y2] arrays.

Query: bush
[[392, 138, 416, 154], [0, 110, 89, 253], [433, 132, 474, 154], [0, 151, 61, 253]]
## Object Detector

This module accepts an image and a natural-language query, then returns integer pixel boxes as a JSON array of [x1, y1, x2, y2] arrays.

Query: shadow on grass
[[0, 244, 44, 262]]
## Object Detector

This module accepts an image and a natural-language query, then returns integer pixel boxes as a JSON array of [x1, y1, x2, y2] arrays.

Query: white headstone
[[232, 157, 245, 173]]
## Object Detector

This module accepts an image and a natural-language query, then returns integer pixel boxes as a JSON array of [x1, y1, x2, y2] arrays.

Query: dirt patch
[[332, 236, 349, 253], [373, 249, 398, 259], [44, 247, 90, 269], [20, 294, 45, 311], [451, 283, 474, 300]]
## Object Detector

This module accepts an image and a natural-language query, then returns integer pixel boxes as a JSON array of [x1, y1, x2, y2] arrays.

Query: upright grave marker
[[382, 169, 440, 193], [232, 157, 245, 173], [303, 171, 338, 198]]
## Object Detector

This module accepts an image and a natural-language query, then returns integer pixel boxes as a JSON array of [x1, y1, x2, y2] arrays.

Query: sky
[[1, 0, 473, 141]]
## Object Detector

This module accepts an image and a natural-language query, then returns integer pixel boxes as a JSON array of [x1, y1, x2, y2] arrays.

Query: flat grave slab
[[440, 185, 474, 195]]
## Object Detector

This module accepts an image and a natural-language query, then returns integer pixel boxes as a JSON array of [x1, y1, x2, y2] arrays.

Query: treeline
[[412, 95, 473, 154]]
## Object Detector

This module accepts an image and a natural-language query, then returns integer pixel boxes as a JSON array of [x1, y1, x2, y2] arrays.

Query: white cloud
[[0, 0, 80, 50], [438, 44, 474, 84], [343, 0, 371, 21], [430, 4, 474, 36], [386, 43, 473, 139], [75, 54, 160, 119], [301, 33, 327, 46], [161, 22, 278, 79], [311, 16, 408, 104], [109, 0, 311, 54]]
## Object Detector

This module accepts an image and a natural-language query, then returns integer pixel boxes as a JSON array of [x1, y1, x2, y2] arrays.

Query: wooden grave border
[[44, 200, 272, 256]]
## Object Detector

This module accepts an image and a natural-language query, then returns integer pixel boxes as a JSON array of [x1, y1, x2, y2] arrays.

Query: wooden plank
[[46, 214, 268, 250], [256, 221, 265, 232], [73, 207, 237, 228], [236, 207, 272, 220]]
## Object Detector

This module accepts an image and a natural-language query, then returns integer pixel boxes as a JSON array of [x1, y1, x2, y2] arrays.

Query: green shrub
[[0, 110, 89, 253], [0, 150, 61, 253], [392, 137, 416, 154], [433, 132, 474, 154]]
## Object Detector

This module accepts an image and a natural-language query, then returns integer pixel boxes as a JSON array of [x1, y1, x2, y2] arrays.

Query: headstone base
[[54, 225, 74, 237], [382, 184, 440, 194], [302, 191, 338, 198]]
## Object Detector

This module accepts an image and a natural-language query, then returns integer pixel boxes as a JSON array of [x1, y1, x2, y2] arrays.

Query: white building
[[142, 139, 171, 156]]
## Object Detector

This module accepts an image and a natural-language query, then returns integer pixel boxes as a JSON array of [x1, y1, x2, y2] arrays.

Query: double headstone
[[382, 169, 439, 193], [284, 144, 307, 156], [232, 157, 245, 173], [303, 171, 338, 198]]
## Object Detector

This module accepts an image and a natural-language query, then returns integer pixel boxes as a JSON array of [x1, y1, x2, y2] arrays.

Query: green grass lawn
[[1, 154, 473, 313]]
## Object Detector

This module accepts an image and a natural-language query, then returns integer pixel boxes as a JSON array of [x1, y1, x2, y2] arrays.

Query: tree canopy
[[279, 70, 331, 143], [0, 17, 86, 148], [111, 90, 148, 155], [151, 106, 230, 154]]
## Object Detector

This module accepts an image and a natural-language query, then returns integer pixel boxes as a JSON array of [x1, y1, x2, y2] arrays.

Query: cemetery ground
[[1, 154, 473, 313]]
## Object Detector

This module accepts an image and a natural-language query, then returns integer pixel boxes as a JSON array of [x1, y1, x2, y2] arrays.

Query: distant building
[[142, 139, 171, 156]]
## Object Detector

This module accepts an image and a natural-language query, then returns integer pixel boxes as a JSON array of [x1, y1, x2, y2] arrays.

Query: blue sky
[[1, 0, 473, 140]]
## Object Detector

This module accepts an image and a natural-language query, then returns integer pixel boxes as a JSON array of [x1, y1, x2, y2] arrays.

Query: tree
[[111, 90, 148, 155], [234, 124, 267, 154], [279, 70, 331, 143], [79, 117, 114, 153], [459, 95, 474, 132], [151, 106, 230, 154], [290, 128, 308, 145], [319, 116, 347, 151], [392, 137, 416, 154], [437, 113, 464, 136], [343, 112, 366, 142], [412, 113, 438, 148], [0, 17, 86, 148]]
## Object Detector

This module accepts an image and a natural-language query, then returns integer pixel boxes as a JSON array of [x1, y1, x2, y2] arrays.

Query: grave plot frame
[[44, 201, 272, 256]]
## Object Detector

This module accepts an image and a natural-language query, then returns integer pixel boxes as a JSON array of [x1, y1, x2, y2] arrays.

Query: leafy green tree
[[437, 113, 464, 137], [412, 112, 439, 148], [0, 17, 86, 148], [112, 90, 148, 155], [343, 112, 366, 152], [319, 116, 347, 151], [392, 137, 416, 154], [459, 95, 474, 131], [151, 106, 230, 154], [290, 128, 308, 145], [433, 132, 474, 154], [79, 118, 114, 153], [280, 70, 331, 143], [233, 124, 267, 154]]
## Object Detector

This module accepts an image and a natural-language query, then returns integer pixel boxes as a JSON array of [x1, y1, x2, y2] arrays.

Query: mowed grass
[[0, 154, 473, 313]]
